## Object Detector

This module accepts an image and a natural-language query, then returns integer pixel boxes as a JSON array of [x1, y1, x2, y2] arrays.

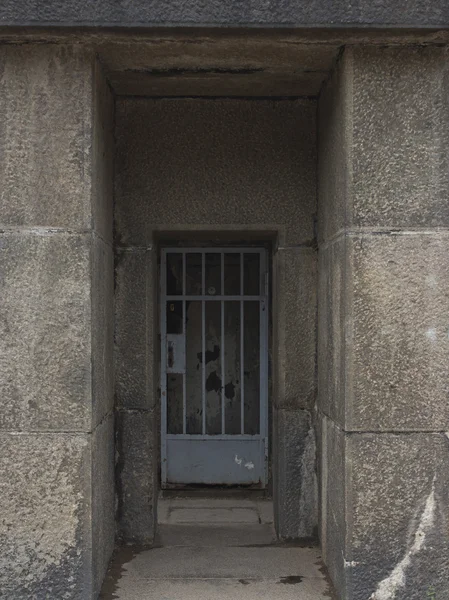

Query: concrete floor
[[100, 496, 334, 599]]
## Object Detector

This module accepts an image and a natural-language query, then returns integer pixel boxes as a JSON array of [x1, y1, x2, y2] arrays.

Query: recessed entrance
[[114, 96, 318, 545], [161, 247, 269, 487]]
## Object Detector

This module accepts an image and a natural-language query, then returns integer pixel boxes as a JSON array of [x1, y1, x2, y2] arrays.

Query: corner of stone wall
[[0, 43, 116, 599], [91, 55, 116, 596], [318, 42, 449, 600]]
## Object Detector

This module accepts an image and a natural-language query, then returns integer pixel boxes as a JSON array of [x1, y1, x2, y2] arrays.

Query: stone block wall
[[114, 247, 158, 543], [114, 97, 318, 541], [0, 45, 115, 598], [272, 246, 318, 538], [318, 45, 449, 599], [1, 0, 449, 28]]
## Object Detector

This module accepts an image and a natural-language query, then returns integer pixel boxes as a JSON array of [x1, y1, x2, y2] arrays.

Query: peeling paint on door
[[161, 248, 268, 487]]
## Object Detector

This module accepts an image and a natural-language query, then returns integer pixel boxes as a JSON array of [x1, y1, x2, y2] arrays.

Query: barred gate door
[[160, 248, 268, 487]]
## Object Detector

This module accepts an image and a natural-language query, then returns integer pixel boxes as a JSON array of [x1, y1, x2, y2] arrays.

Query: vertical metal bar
[[182, 253, 186, 435], [260, 250, 269, 485], [182, 252, 186, 295], [240, 252, 244, 435], [161, 250, 168, 486], [221, 252, 225, 435], [202, 253, 206, 435], [202, 250, 206, 294]]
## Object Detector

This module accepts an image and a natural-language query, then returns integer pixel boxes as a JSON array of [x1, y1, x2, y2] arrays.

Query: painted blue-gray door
[[161, 248, 268, 487]]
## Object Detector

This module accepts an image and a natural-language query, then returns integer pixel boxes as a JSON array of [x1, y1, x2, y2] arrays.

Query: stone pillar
[[270, 100, 318, 540], [114, 245, 158, 543], [272, 246, 318, 539], [318, 46, 449, 599], [0, 45, 115, 598]]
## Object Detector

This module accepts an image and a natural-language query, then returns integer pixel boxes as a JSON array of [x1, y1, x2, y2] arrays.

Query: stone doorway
[[3, 34, 449, 600], [114, 97, 319, 547]]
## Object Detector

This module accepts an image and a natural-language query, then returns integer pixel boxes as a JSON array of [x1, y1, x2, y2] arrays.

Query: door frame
[[160, 246, 269, 488]]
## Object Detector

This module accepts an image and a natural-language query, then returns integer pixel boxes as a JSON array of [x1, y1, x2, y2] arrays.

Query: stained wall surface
[[318, 45, 449, 599], [1, 0, 449, 27], [114, 97, 318, 541], [0, 45, 115, 598]]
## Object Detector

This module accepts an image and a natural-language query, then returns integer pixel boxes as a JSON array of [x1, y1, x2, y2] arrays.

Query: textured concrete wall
[[91, 59, 115, 597], [114, 98, 318, 541], [0, 0, 448, 27], [115, 99, 316, 247], [318, 45, 449, 599], [0, 46, 115, 598], [272, 247, 318, 538], [114, 248, 158, 543]]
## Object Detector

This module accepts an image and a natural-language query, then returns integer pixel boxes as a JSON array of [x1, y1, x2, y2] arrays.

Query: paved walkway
[[100, 496, 334, 600]]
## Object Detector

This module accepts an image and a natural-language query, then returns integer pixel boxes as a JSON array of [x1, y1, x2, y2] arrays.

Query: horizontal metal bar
[[166, 434, 263, 441], [165, 295, 263, 301]]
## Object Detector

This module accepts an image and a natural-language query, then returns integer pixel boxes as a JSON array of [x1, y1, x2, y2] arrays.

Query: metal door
[[161, 248, 268, 487]]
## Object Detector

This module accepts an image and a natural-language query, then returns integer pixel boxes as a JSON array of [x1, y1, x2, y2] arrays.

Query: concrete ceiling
[[97, 34, 340, 97]]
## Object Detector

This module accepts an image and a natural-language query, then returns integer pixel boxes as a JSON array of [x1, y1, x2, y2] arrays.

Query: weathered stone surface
[[317, 237, 346, 426], [273, 248, 317, 410], [0, 45, 93, 230], [317, 41, 449, 600], [0, 432, 91, 599], [314, 409, 323, 539], [273, 408, 317, 540], [114, 248, 157, 410], [319, 46, 449, 240], [115, 98, 316, 246], [92, 414, 115, 598], [319, 233, 449, 432], [349, 233, 449, 431], [102, 37, 337, 98], [320, 416, 346, 599], [352, 46, 449, 229], [347, 432, 449, 600], [0, 232, 91, 431], [100, 37, 339, 74], [317, 51, 352, 243], [92, 236, 114, 426], [0, 46, 115, 600], [110, 70, 326, 98], [91, 60, 116, 598], [92, 59, 114, 243], [320, 420, 449, 600], [1, 0, 449, 27], [116, 409, 157, 543]]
